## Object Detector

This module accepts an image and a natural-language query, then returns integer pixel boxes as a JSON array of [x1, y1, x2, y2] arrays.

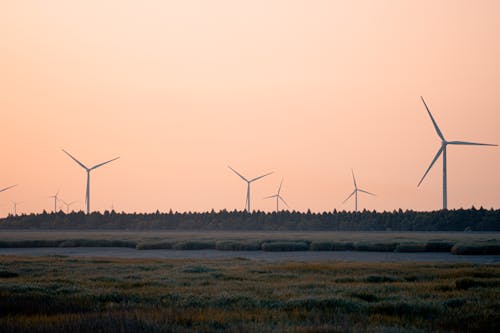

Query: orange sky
[[1, 0, 499, 215]]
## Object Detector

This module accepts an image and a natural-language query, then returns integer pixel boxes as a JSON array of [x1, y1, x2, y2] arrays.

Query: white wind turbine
[[418, 97, 497, 210], [49, 189, 60, 213], [264, 178, 290, 212], [62, 149, 120, 214], [342, 170, 375, 212], [228, 166, 273, 212]]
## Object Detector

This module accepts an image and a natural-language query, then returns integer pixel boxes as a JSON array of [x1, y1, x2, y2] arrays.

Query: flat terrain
[[1, 230, 499, 255], [1, 230, 498, 243], [0, 247, 499, 264], [0, 255, 499, 332]]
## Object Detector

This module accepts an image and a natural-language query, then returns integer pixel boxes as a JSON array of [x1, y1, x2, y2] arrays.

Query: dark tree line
[[0, 208, 499, 231]]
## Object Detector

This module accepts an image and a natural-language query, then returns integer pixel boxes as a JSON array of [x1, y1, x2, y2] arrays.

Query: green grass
[[0, 256, 498, 332]]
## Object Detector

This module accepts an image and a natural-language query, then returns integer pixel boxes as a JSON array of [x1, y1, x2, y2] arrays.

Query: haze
[[1, 0, 499, 215]]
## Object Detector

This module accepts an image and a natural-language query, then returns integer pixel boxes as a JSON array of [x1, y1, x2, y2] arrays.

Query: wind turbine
[[49, 189, 60, 213], [228, 166, 273, 212], [264, 178, 290, 212], [12, 201, 22, 216], [418, 97, 497, 210], [62, 149, 120, 214], [0, 185, 17, 194], [60, 199, 76, 214], [342, 170, 375, 212]]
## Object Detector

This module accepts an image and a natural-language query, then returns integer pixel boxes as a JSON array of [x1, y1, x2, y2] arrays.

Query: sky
[[1, 0, 499, 215]]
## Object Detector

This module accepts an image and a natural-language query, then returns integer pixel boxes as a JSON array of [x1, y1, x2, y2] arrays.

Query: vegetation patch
[[310, 241, 354, 251], [0, 270, 19, 278], [451, 243, 500, 255], [136, 241, 173, 250], [364, 275, 401, 283], [215, 240, 261, 251], [354, 242, 398, 252], [394, 242, 427, 252], [182, 265, 217, 273], [261, 241, 310, 252], [172, 241, 216, 250]]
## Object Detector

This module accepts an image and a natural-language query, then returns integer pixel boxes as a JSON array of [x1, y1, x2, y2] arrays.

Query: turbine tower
[[343, 170, 375, 212], [418, 97, 497, 210], [228, 166, 273, 212], [264, 178, 290, 212], [62, 149, 120, 214], [0, 185, 17, 194], [49, 190, 60, 213]]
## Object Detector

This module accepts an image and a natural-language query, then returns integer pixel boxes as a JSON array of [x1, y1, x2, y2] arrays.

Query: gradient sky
[[1, 0, 499, 215]]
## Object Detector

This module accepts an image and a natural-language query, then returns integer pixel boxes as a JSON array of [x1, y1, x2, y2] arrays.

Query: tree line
[[0, 208, 498, 231]]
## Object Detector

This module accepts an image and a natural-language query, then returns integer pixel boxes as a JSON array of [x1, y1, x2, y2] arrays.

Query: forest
[[0, 208, 498, 231]]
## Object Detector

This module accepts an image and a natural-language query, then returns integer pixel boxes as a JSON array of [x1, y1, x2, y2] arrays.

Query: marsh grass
[[0, 231, 498, 255], [0, 256, 498, 332]]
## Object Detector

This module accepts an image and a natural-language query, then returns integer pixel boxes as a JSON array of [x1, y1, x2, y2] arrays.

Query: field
[[0, 231, 499, 255], [0, 255, 499, 332]]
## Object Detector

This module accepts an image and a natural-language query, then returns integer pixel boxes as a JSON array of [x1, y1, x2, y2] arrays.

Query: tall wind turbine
[[62, 149, 120, 214], [418, 97, 497, 209], [0, 185, 17, 194], [49, 190, 60, 213], [228, 166, 273, 212], [343, 170, 375, 212], [264, 178, 290, 212]]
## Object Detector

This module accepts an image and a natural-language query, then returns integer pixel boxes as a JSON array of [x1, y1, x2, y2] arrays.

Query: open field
[[0, 231, 499, 255], [0, 256, 499, 332]]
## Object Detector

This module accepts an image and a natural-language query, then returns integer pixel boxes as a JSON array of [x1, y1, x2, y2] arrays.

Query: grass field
[[0, 231, 499, 254], [0, 255, 499, 332]]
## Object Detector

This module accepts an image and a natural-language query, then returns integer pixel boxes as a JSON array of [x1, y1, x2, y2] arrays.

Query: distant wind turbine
[[49, 189, 60, 213], [264, 178, 290, 212], [60, 199, 76, 214], [228, 166, 273, 212], [12, 201, 22, 216], [343, 170, 375, 212], [62, 149, 120, 214], [418, 97, 497, 210], [0, 185, 17, 194]]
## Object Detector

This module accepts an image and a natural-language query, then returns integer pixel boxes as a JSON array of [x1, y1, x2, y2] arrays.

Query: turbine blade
[[358, 189, 376, 196], [421, 96, 445, 141], [264, 195, 278, 199], [277, 178, 283, 195], [447, 141, 498, 147], [228, 166, 248, 182], [0, 184, 17, 193], [62, 149, 89, 170], [418, 145, 444, 187], [279, 196, 290, 208], [250, 171, 273, 182], [91, 156, 120, 170], [351, 169, 357, 189], [342, 190, 356, 204]]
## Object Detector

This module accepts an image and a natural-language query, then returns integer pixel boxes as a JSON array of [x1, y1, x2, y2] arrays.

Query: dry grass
[[0, 255, 499, 332]]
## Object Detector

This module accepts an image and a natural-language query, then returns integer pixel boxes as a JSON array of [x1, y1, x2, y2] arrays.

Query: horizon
[[2, 1, 499, 216]]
